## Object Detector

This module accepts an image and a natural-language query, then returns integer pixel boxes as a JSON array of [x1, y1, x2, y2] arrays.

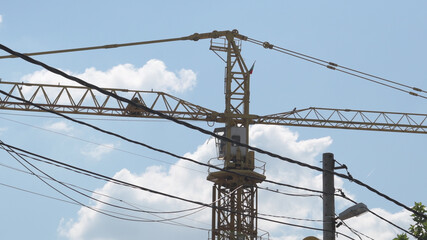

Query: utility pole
[[323, 153, 335, 240]]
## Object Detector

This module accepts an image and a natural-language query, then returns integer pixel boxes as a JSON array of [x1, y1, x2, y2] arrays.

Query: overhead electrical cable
[[0, 181, 77, 205], [2, 148, 236, 218], [0, 141, 355, 239], [0, 84, 421, 222], [0, 89, 421, 222], [336, 189, 415, 238], [339, 219, 374, 240], [258, 186, 322, 198], [258, 212, 324, 223], [0, 142, 186, 223], [1, 157, 327, 225], [0, 111, 166, 122], [0, 161, 202, 215], [0, 143, 211, 231], [0, 42, 424, 220], [0, 180, 209, 231], [0, 115, 205, 174], [0, 90, 326, 197]]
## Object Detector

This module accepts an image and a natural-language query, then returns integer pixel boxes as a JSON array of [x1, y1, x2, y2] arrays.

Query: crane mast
[[207, 31, 265, 240]]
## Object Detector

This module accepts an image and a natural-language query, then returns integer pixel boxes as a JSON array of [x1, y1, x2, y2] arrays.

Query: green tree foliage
[[394, 202, 427, 240]]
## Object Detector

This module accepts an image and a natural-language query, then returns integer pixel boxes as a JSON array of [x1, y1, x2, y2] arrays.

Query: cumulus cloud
[[20, 60, 196, 94], [81, 143, 116, 160], [57, 126, 411, 240], [337, 208, 412, 240], [44, 121, 73, 133], [16, 60, 196, 108], [59, 140, 215, 240], [0, 127, 7, 135]]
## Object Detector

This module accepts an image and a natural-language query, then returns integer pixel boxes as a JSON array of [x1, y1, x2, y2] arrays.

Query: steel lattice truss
[[0, 81, 219, 121], [1, 81, 426, 134], [212, 185, 258, 240], [255, 107, 427, 133]]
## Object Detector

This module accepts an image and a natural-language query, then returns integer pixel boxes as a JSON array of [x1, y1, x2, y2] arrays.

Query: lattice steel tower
[[207, 30, 266, 240]]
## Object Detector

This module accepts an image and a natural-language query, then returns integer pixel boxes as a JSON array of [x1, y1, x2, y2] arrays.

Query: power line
[[258, 212, 324, 223], [0, 115, 205, 174], [0, 81, 422, 223], [0, 180, 210, 231], [3, 148, 329, 227], [0, 41, 424, 220], [0, 141, 181, 223], [0, 111, 167, 122], [0, 90, 325, 196], [336, 189, 415, 238], [0, 141, 355, 239], [0, 161, 195, 214], [2, 88, 422, 223], [258, 186, 322, 198], [0, 142, 212, 231]]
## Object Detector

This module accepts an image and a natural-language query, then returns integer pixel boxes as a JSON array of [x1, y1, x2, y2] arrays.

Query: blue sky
[[0, 1, 426, 240]]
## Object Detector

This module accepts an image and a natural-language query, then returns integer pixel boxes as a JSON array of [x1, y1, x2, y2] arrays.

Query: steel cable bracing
[[246, 37, 427, 99], [0, 141, 356, 240], [0, 36, 191, 59], [2, 32, 423, 95], [0, 38, 425, 218]]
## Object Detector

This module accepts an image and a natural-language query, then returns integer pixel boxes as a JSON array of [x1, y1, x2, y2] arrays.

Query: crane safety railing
[[207, 157, 266, 176]]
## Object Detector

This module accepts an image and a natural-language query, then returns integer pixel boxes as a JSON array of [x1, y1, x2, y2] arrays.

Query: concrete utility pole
[[323, 153, 335, 240]]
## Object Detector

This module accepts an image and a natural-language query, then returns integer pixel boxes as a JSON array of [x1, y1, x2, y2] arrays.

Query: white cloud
[[337, 208, 412, 240], [59, 140, 214, 240], [17, 60, 196, 108], [0, 127, 7, 135], [44, 121, 73, 133], [20, 59, 196, 95], [0, 15, 2, 24], [81, 143, 115, 160], [57, 126, 412, 240]]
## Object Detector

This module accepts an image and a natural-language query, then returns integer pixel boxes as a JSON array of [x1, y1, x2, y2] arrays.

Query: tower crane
[[1, 30, 427, 240]]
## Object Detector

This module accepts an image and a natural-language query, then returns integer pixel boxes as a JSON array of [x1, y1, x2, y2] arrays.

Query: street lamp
[[338, 203, 368, 221]]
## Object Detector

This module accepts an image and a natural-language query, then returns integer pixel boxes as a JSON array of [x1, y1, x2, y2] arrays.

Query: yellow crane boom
[[1, 81, 426, 134]]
